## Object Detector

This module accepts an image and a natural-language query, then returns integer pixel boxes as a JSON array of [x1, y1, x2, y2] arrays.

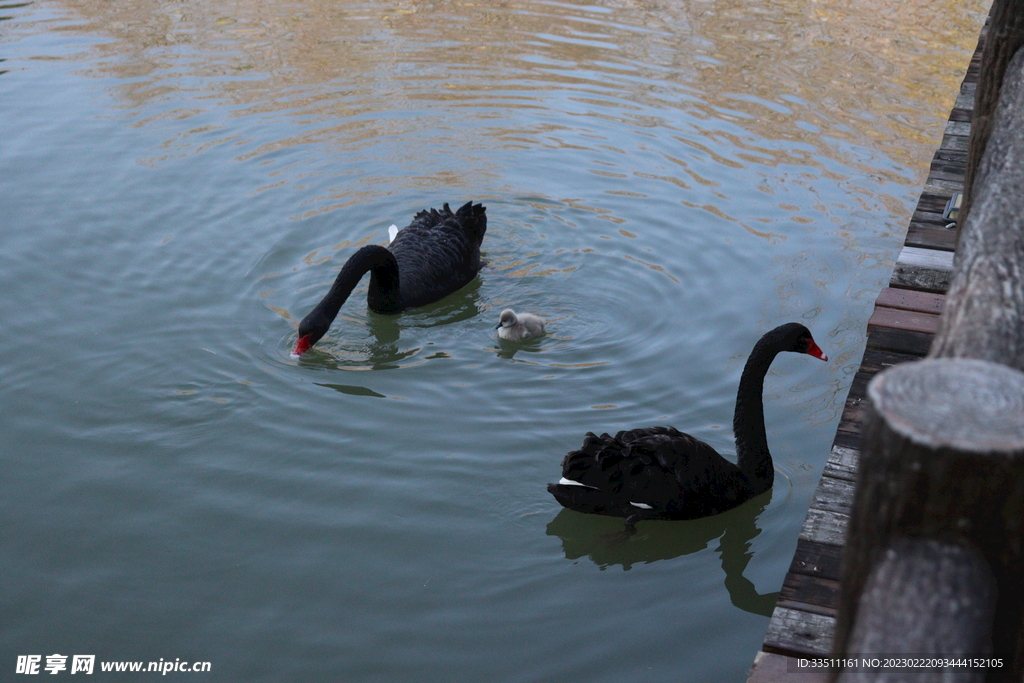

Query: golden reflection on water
[[48, 0, 990, 182]]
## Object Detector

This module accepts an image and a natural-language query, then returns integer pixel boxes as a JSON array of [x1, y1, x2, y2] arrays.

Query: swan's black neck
[[307, 245, 400, 326], [732, 333, 782, 493]]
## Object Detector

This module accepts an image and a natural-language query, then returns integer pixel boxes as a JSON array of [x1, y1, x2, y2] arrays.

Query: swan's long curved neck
[[732, 336, 781, 492], [313, 245, 401, 321]]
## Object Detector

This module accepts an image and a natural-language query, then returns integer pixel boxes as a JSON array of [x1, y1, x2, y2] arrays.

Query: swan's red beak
[[806, 339, 828, 362], [292, 334, 313, 358]]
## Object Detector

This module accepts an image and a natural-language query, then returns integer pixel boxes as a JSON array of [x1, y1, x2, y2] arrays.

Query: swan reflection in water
[[293, 278, 484, 371], [546, 490, 779, 617]]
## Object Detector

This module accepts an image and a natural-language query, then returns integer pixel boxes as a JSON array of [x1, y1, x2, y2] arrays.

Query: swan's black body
[[294, 201, 486, 354], [547, 323, 827, 528]]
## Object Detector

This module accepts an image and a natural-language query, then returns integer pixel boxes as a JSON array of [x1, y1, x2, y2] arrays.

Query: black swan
[[292, 201, 486, 356], [547, 322, 827, 530], [496, 309, 546, 341]]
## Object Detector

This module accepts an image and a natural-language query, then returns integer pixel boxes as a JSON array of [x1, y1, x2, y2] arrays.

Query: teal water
[[1, 0, 987, 680]]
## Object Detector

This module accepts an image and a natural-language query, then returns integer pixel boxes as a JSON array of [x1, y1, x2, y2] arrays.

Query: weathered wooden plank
[[914, 191, 958, 214], [832, 429, 861, 453], [809, 475, 855, 515], [835, 420, 862, 443], [892, 264, 954, 292], [905, 225, 958, 251], [948, 107, 972, 123], [835, 421, 862, 444], [831, 398, 871, 439], [926, 167, 966, 185], [922, 179, 965, 194], [954, 83, 978, 110], [763, 607, 836, 657], [864, 324, 934, 356], [799, 507, 849, 546], [837, 386, 866, 425], [945, 120, 972, 137], [875, 287, 945, 314], [746, 651, 829, 683], [930, 148, 969, 167], [963, 43, 985, 71], [857, 347, 921, 375], [822, 444, 860, 481], [940, 133, 971, 152], [868, 306, 941, 335], [930, 148, 969, 164], [925, 166, 967, 184], [891, 246, 955, 292], [933, 145, 970, 161], [918, 189, 958, 205], [922, 214, 954, 233], [910, 213, 949, 231], [790, 538, 845, 581], [835, 361, 916, 443], [839, 368, 870, 401], [927, 160, 967, 176], [897, 245, 956, 269], [780, 572, 840, 614], [911, 206, 951, 223]]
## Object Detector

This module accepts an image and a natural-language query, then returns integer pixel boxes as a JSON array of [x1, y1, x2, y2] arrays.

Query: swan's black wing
[[548, 426, 753, 523], [389, 202, 486, 309]]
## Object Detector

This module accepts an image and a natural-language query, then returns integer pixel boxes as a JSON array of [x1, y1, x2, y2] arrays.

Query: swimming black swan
[[547, 322, 827, 530], [292, 201, 487, 356], [496, 309, 546, 341]]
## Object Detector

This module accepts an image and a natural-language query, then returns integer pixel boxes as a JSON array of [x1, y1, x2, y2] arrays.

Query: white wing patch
[[630, 502, 653, 510], [388, 224, 399, 243], [559, 477, 597, 489]]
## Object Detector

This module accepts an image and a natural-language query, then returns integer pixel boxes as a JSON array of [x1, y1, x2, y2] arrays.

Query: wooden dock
[[746, 20, 988, 683]]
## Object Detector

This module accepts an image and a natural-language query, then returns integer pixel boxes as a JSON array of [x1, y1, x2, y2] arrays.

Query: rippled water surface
[[2, 0, 988, 680]]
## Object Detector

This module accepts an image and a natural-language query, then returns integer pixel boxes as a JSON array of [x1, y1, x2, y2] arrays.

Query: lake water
[[1, 0, 988, 681]]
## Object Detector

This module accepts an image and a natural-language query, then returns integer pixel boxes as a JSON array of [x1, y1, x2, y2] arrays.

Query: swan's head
[[496, 309, 518, 329], [777, 322, 828, 361], [292, 312, 331, 358]]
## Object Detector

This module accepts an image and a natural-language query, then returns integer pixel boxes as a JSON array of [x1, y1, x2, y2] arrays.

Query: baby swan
[[496, 309, 546, 341]]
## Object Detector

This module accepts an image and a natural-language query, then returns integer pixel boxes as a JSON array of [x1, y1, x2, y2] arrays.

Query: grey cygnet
[[496, 309, 546, 341]]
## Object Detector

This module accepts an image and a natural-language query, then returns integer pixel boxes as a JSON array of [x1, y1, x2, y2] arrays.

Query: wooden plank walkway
[[745, 18, 988, 683]]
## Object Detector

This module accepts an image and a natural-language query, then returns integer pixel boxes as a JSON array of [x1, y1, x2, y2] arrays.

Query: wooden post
[[933, 45, 1024, 369], [830, 9, 1024, 679], [837, 539, 996, 683], [958, 0, 1024, 236], [832, 359, 1024, 681]]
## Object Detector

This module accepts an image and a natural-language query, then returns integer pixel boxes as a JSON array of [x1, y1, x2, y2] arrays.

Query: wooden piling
[[831, 10, 1024, 681], [747, 10, 1000, 681], [958, 0, 1024, 235], [834, 359, 1024, 679]]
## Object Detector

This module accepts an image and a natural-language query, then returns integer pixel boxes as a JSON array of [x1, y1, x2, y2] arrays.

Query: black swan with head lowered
[[293, 201, 486, 356], [548, 323, 827, 531]]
